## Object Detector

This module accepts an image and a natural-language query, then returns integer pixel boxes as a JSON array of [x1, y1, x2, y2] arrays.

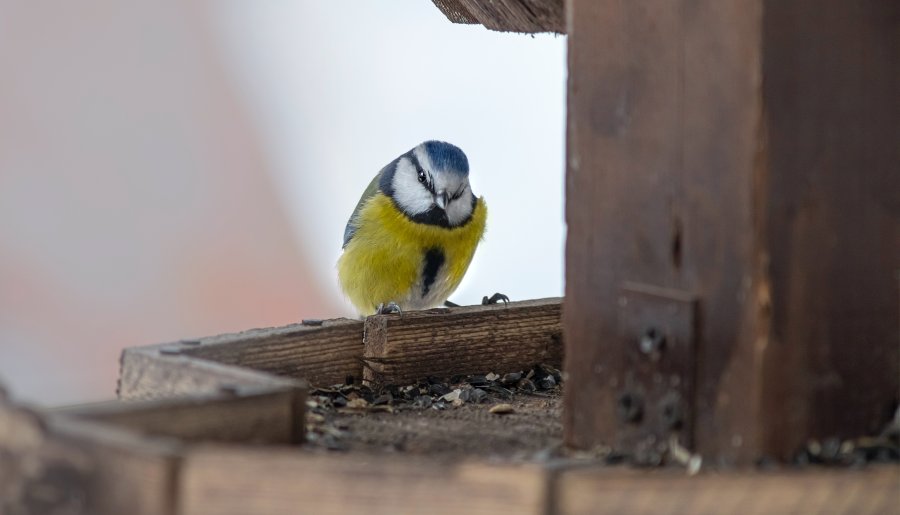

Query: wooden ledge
[[363, 297, 563, 384]]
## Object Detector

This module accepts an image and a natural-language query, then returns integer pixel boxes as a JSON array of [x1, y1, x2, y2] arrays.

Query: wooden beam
[[556, 466, 900, 515], [124, 318, 364, 389], [564, 0, 899, 463], [117, 318, 359, 401], [178, 447, 550, 515], [431, 0, 565, 33], [58, 385, 305, 444], [118, 346, 305, 400], [363, 298, 562, 384], [1, 393, 180, 515]]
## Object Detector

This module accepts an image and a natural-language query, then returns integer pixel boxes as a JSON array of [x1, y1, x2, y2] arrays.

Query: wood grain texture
[[564, 0, 899, 463], [756, 0, 900, 456], [363, 298, 562, 384], [557, 466, 900, 515], [431, 0, 564, 33], [565, 0, 764, 461], [179, 447, 549, 515], [59, 385, 305, 444], [1, 393, 180, 515], [170, 318, 364, 387], [117, 346, 305, 401]]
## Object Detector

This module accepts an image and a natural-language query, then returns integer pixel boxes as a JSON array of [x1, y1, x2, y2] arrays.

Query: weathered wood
[[59, 385, 305, 444], [564, 0, 899, 463], [756, 0, 900, 457], [363, 298, 562, 385], [431, 0, 564, 33], [118, 345, 307, 401], [178, 447, 550, 515], [557, 466, 900, 515], [1, 393, 180, 515], [135, 318, 364, 388]]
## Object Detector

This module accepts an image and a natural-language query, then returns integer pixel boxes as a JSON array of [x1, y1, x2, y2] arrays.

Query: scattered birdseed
[[302, 364, 564, 452], [346, 398, 369, 409], [501, 372, 522, 385], [517, 378, 537, 393], [442, 389, 462, 402], [490, 404, 515, 415]]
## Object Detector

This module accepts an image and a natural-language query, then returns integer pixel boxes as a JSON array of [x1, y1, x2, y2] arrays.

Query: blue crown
[[423, 140, 469, 175]]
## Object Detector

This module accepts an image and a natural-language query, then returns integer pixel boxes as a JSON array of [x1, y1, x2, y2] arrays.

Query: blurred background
[[0, 1, 565, 407]]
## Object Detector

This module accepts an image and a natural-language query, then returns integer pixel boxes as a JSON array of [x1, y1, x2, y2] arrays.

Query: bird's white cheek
[[391, 162, 434, 215], [446, 197, 475, 226]]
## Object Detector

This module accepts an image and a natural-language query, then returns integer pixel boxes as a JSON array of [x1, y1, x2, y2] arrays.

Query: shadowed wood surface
[[756, 0, 900, 456], [431, 0, 564, 33], [118, 346, 306, 401], [178, 447, 549, 515], [4, 384, 896, 515], [557, 466, 900, 515], [1, 393, 180, 515], [58, 386, 305, 444], [564, 0, 899, 463], [362, 298, 562, 385]]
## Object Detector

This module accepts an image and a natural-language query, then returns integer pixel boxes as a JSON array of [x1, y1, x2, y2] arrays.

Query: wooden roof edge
[[431, 0, 566, 34]]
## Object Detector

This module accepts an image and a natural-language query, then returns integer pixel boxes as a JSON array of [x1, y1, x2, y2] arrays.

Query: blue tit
[[337, 140, 487, 315]]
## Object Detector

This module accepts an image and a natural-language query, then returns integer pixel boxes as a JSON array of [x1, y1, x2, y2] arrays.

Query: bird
[[337, 140, 506, 315]]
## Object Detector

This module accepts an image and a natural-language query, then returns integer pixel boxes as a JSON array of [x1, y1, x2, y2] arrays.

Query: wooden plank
[[431, 0, 565, 33], [118, 345, 307, 401], [1, 392, 180, 515], [556, 466, 900, 515], [178, 446, 550, 515], [58, 385, 305, 444], [564, 0, 899, 463], [132, 318, 364, 388], [755, 0, 900, 457], [362, 298, 562, 385]]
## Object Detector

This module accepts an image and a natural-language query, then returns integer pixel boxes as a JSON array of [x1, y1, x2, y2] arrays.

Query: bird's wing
[[342, 169, 384, 248]]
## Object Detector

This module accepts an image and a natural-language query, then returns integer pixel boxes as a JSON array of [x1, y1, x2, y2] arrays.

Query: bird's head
[[381, 140, 476, 227]]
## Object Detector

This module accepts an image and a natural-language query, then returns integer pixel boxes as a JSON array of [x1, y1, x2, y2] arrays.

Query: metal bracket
[[616, 282, 698, 461]]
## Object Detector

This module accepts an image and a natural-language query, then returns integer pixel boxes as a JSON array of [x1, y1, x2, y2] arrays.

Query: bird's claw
[[375, 302, 402, 315], [482, 293, 510, 306]]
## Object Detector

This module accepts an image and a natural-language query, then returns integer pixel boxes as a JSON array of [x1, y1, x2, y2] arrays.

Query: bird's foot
[[482, 293, 510, 306], [375, 302, 402, 315], [443, 300, 460, 308]]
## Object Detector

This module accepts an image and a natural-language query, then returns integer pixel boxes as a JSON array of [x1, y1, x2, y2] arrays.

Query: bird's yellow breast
[[337, 193, 487, 314]]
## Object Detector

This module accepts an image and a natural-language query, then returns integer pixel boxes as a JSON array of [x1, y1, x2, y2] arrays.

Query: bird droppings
[[304, 364, 563, 460]]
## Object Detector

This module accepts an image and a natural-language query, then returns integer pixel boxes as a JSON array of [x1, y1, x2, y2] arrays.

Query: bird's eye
[[417, 170, 426, 183]]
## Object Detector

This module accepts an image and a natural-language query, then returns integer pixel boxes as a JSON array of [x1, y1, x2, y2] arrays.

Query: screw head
[[660, 392, 684, 430], [617, 391, 644, 424], [639, 327, 666, 357]]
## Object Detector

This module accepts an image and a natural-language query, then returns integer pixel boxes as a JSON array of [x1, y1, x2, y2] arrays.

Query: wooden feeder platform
[[2, 298, 896, 514]]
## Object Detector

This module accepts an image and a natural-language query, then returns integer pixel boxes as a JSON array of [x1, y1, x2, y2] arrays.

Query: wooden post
[[564, 0, 899, 463]]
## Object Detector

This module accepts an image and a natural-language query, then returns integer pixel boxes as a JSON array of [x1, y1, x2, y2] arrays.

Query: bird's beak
[[435, 191, 449, 210]]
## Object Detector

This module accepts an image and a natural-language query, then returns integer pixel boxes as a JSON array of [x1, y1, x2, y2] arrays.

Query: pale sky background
[[213, 1, 567, 313], [0, 1, 565, 406]]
